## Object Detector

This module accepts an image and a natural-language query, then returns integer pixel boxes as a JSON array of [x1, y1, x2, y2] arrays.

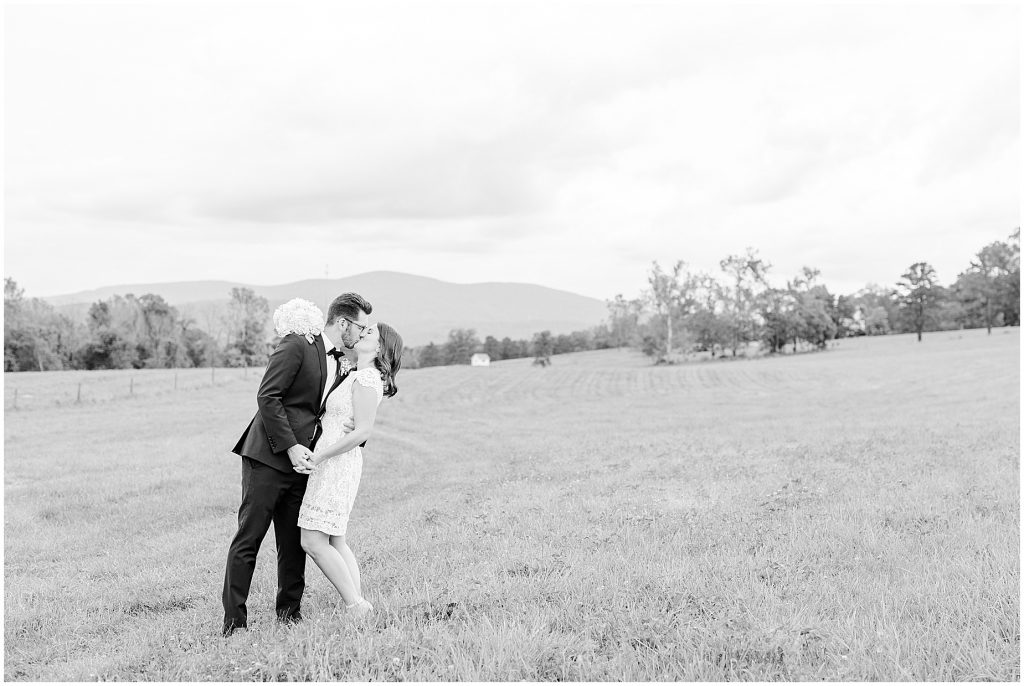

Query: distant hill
[[42, 271, 610, 347]]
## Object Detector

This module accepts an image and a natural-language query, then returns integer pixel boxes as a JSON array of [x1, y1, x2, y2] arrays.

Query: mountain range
[[43, 271, 610, 347]]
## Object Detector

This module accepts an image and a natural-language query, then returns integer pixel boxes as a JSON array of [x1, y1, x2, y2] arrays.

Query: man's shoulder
[[267, 333, 321, 367], [276, 332, 321, 350]]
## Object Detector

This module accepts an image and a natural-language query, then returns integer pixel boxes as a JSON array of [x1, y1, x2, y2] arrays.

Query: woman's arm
[[312, 382, 380, 465]]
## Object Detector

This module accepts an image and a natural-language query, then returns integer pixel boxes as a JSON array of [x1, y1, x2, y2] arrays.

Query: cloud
[[918, 64, 1019, 185], [4, 2, 1019, 301], [190, 135, 550, 224]]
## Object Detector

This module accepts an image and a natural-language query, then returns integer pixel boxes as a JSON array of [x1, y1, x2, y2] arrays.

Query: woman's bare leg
[[329, 535, 362, 598], [329, 536, 362, 597], [300, 529, 361, 606]]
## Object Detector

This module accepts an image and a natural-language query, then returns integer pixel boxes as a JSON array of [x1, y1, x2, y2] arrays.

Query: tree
[[532, 330, 553, 366], [956, 236, 1019, 334], [180, 321, 220, 367], [759, 286, 799, 354], [829, 294, 858, 339], [930, 288, 965, 332], [719, 249, 770, 356], [4, 279, 80, 371], [897, 262, 942, 342], [500, 337, 529, 360], [186, 301, 231, 349], [79, 293, 176, 369], [76, 330, 136, 370], [224, 287, 270, 367], [862, 306, 891, 336], [687, 273, 729, 356], [590, 323, 616, 350], [5, 278, 23, 319], [80, 297, 134, 369], [442, 328, 480, 365], [552, 334, 574, 355], [606, 294, 644, 348], [89, 294, 147, 367], [418, 342, 444, 367], [645, 260, 688, 361], [848, 284, 899, 336], [788, 268, 836, 350], [138, 294, 183, 367], [400, 346, 420, 369], [1005, 228, 1020, 326], [953, 271, 991, 330], [569, 329, 594, 352], [4, 279, 25, 370], [482, 335, 503, 361]]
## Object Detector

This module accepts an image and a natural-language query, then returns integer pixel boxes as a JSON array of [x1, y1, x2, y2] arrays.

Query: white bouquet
[[273, 298, 325, 343]]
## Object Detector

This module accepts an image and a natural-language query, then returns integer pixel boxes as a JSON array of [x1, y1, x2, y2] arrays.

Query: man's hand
[[287, 444, 315, 474]]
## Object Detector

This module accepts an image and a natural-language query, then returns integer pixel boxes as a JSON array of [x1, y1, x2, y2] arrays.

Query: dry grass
[[4, 328, 1019, 681], [4, 366, 259, 410]]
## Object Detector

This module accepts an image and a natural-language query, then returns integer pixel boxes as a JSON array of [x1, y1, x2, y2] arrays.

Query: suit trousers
[[222, 457, 308, 633]]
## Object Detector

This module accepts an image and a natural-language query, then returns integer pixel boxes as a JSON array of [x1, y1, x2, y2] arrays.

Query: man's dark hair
[[326, 292, 372, 324]]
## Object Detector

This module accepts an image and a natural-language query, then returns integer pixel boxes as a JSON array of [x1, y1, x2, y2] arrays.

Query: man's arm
[[256, 334, 307, 454]]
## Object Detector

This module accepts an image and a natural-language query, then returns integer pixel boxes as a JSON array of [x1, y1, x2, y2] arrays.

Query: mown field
[[4, 328, 1019, 681]]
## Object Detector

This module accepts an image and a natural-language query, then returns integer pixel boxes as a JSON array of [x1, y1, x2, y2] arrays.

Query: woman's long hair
[[374, 322, 403, 398]]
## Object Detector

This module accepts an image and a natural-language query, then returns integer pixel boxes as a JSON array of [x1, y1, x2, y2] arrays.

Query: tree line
[[5, 228, 1018, 372], [4, 283, 274, 372], [402, 326, 618, 369], [606, 228, 1019, 363], [403, 228, 1019, 367]]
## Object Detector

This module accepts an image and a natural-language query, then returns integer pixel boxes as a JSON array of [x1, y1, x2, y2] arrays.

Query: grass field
[[4, 328, 1019, 681]]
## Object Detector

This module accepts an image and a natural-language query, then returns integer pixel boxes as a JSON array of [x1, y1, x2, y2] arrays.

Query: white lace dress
[[297, 367, 384, 536]]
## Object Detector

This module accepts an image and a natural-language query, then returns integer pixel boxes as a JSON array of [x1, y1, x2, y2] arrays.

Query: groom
[[221, 292, 372, 636]]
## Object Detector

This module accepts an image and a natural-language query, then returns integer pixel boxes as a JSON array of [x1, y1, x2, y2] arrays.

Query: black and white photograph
[[3, 0, 1020, 681]]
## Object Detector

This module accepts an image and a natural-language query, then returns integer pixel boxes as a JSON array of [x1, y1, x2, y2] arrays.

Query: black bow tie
[[328, 348, 346, 360]]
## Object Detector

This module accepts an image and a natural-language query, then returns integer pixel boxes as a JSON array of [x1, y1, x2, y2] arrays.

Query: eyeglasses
[[344, 318, 368, 338]]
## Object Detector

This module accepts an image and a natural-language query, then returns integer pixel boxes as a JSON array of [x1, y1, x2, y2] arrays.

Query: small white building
[[470, 353, 491, 367]]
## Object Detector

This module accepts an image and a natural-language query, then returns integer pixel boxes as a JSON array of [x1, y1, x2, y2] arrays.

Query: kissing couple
[[221, 292, 403, 636]]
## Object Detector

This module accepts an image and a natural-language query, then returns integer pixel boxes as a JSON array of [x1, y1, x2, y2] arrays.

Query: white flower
[[273, 298, 325, 343]]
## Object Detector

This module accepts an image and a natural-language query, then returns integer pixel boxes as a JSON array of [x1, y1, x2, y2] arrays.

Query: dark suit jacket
[[232, 333, 327, 474]]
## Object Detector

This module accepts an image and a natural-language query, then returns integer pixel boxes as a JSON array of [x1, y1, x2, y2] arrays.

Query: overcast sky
[[4, 1, 1019, 301]]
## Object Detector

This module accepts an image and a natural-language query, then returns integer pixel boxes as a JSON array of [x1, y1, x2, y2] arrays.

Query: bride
[[296, 319, 403, 618]]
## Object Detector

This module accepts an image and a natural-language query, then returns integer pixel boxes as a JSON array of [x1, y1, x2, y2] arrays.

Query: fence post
[[130, 377, 134, 396], [77, 382, 82, 404], [211, 366, 215, 384], [174, 372, 178, 390], [13, 387, 17, 410]]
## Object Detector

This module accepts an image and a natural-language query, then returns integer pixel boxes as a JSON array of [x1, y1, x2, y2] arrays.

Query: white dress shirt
[[320, 330, 338, 407]]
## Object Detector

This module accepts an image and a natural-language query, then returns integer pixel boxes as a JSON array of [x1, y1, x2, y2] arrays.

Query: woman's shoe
[[346, 598, 374, 619]]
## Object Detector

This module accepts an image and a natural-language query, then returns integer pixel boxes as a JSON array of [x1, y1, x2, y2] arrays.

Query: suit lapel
[[313, 334, 327, 403], [319, 364, 347, 415]]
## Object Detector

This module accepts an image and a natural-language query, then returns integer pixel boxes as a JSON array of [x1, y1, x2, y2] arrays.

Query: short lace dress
[[297, 367, 384, 535]]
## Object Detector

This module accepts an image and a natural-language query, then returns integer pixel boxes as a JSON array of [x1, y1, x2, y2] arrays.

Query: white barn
[[470, 353, 491, 367]]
